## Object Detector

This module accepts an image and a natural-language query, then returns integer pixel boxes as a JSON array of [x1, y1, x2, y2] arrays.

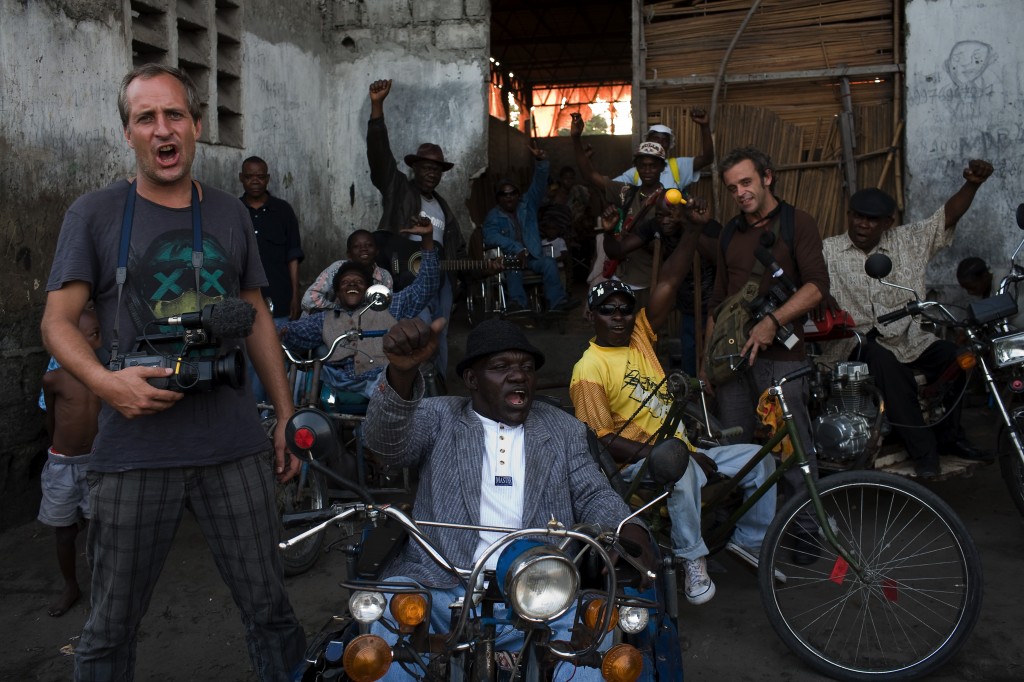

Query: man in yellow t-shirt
[[571, 205, 775, 605]]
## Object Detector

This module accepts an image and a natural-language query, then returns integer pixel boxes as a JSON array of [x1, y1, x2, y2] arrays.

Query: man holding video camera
[[701, 147, 829, 529], [40, 64, 304, 680]]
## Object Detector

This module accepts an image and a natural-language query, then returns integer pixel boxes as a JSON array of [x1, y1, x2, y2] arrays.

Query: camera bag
[[704, 280, 760, 385]]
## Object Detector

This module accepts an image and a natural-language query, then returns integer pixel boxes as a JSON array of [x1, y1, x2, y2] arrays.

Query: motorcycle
[[862, 202, 1024, 512], [805, 292, 987, 476], [802, 311, 889, 472], [281, 408, 687, 681]]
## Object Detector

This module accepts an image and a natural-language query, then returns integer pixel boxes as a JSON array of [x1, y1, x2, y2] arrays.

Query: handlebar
[[876, 300, 960, 327], [779, 364, 815, 386], [281, 501, 630, 660], [877, 307, 912, 325], [280, 328, 387, 367]]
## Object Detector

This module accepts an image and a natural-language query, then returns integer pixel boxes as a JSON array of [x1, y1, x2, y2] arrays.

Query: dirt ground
[[3, 312, 1023, 681]]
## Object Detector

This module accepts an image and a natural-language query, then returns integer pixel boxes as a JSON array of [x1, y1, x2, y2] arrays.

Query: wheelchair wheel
[[759, 471, 982, 681], [264, 416, 328, 576]]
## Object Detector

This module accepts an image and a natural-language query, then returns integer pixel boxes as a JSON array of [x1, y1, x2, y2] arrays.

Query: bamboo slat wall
[[665, 102, 897, 237], [642, 0, 901, 235]]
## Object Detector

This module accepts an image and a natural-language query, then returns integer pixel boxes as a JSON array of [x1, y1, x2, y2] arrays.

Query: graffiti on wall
[[908, 40, 1010, 121]]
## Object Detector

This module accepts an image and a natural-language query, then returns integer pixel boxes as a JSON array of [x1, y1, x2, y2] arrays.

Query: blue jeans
[[371, 577, 608, 681], [505, 255, 568, 307], [622, 443, 775, 559]]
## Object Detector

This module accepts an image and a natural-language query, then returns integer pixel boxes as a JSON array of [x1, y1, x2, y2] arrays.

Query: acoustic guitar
[[373, 231, 520, 290]]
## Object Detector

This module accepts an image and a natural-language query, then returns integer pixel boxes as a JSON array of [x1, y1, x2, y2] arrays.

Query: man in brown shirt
[[702, 147, 829, 556]]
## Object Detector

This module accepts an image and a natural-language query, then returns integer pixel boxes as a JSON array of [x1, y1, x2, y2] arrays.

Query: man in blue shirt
[[483, 144, 578, 313]]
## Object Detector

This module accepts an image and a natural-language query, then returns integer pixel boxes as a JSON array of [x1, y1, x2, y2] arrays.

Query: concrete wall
[[905, 0, 1024, 298], [326, 0, 489, 263], [0, 0, 490, 527]]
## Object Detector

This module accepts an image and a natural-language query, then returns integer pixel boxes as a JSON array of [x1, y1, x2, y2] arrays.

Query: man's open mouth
[[157, 144, 178, 165], [506, 389, 528, 407]]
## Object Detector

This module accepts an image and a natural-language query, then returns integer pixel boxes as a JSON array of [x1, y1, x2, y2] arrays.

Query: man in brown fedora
[[366, 78, 468, 378]]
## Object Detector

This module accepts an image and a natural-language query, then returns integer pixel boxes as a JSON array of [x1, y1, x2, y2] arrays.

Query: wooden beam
[[642, 63, 902, 88]]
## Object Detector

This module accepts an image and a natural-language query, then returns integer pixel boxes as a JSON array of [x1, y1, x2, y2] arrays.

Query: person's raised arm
[[570, 113, 610, 193], [523, 142, 550, 208], [367, 78, 398, 191], [383, 317, 447, 399], [689, 107, 715, 171], [599, 204, 647, 261], [368, 78, 391, 121], [944, 159, 993, 230], [403, 215, 435, 251], [647, 203, 705, 330]]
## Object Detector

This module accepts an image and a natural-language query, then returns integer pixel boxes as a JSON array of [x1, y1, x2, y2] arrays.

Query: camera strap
[[109, 179, 204, 364]]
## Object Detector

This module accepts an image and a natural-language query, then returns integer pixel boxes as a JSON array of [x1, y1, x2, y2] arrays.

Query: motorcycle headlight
[[496, 539, 579, 622], [993, 331, 1024, 368], [617, 605, 650, 634], [349, 591, 387, 624]]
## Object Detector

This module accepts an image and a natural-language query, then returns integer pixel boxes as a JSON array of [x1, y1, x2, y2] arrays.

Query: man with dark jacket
[[366, 78, 467, 376]]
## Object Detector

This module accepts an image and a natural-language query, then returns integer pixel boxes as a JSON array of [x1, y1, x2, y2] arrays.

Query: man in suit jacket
[[363, 317, 652, 681]]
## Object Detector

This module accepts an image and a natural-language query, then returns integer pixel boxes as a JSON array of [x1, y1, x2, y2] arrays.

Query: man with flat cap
[[361, 317, 654, 680], [367, 78, 468, 377], [821, 159, 994, 478]]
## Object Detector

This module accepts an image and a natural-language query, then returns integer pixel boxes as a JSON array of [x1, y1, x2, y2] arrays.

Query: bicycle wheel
[[759, 470, 982, 681], [264, 416, 328, 576]]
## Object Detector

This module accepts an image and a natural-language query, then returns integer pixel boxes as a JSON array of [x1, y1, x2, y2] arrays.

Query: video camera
[[747, 244, 799, 351], [108, 298, 255, 393]]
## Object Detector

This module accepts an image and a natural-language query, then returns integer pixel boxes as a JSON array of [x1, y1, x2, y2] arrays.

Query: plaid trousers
[[74, 452, 305, 681]]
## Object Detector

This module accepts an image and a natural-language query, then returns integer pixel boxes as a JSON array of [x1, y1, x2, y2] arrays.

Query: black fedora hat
[[849, 188, 896, 218], [404, 143, 455, 171], [456, 319, 545, 377]]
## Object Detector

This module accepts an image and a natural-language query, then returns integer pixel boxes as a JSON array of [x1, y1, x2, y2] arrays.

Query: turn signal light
[[293, 426, 316, 450], [390, 593, 428, 629], [583, 598, 618, 633], [342, 634, 392, 682], [601, 643, 644, 682], [957, 351, 977, 370]]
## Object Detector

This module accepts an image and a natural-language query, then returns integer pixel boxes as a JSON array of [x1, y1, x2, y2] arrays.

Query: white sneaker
[[682, 556, 716, 605]]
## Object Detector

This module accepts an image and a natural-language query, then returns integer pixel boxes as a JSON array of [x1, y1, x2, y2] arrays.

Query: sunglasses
[[594, 302, 636, 316], [497, 189, 520, 197]]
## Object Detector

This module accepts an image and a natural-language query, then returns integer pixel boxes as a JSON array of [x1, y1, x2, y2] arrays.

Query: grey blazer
[[363, 375, 635, 588]]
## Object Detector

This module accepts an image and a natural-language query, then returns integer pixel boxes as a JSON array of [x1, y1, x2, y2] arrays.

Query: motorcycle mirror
[[364, 284, 393, 312], [285, 408, 375, 504], [647, 439, 690, 489], [285, 408, 339, 463], [1016, 203, 1024, 230], [864, 253, 893, 280]]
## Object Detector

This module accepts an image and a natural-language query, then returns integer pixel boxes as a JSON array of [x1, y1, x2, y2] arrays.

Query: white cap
[[646, 124, 674, 150]]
